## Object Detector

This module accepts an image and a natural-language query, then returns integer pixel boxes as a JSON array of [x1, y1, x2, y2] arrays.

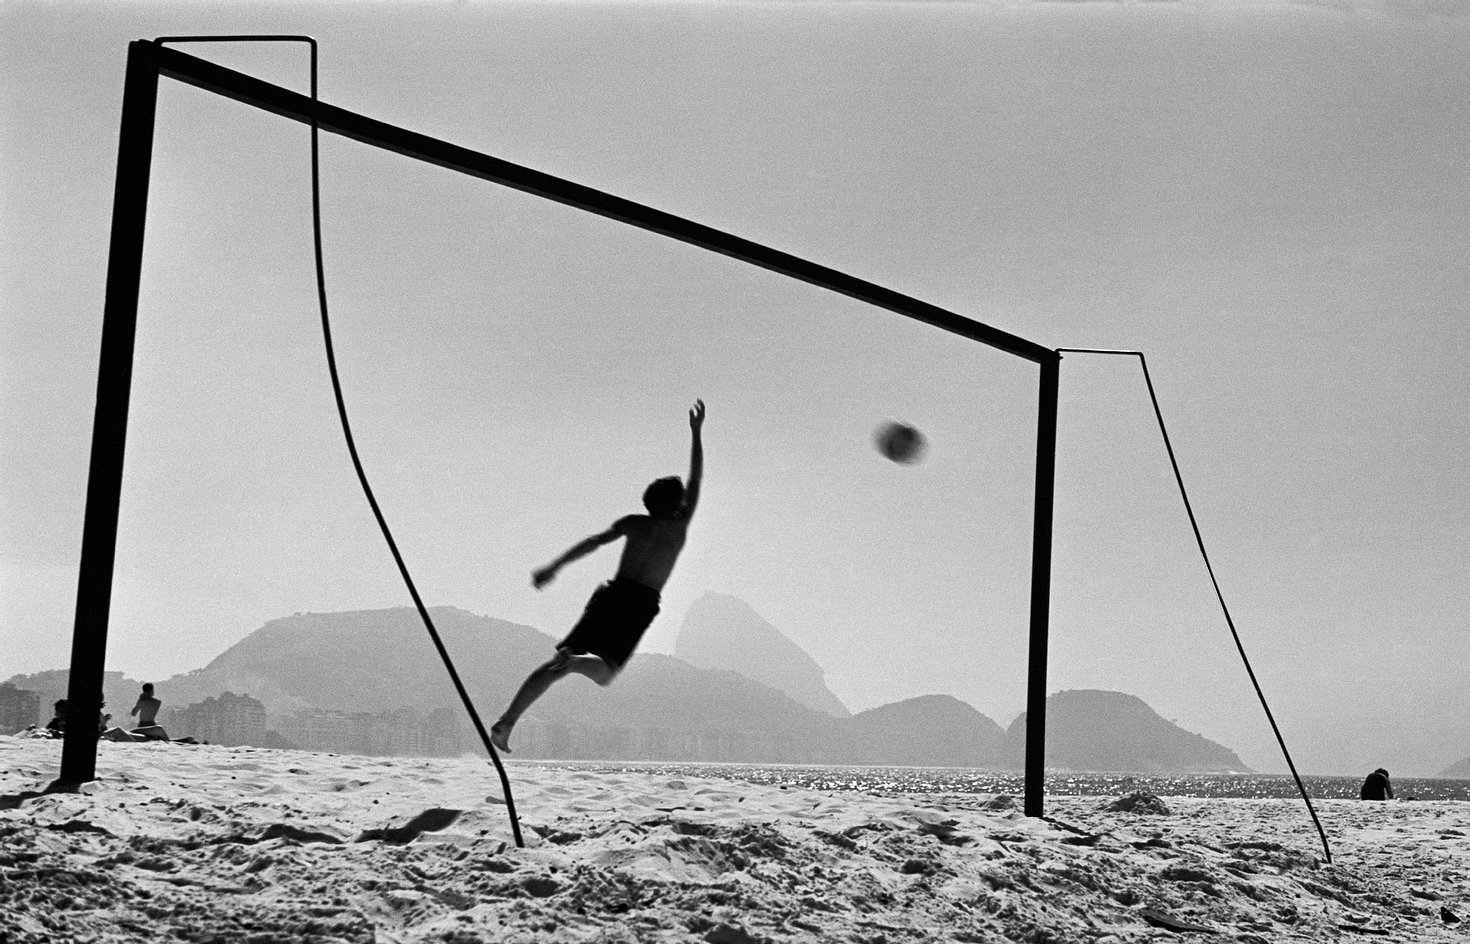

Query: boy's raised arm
[[684, 399, 705, 514]]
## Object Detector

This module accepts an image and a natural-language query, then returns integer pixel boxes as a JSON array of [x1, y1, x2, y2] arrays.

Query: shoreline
[[3, 737, 1467, 942], [523, 759, 1470, 801]]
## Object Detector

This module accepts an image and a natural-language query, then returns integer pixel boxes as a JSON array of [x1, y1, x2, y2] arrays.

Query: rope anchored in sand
[[153, 34, 524, 847]]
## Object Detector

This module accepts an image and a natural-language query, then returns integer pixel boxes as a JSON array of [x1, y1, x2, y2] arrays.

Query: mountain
[[162, 606, 552, 715], [1437, 755, 1470, 779], [835, 695, 1004, 767], [6, 607, 994, 765], [3, 669, 150, 729], [673, 592, 850, 717], [997, 690, 1251, 774], [6, 611, 1248, 774]]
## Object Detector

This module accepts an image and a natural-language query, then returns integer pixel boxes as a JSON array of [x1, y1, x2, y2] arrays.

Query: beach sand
[[2, 735, 1465, 943]]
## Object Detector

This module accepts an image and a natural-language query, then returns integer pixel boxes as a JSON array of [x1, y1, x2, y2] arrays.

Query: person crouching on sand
[[490, 400, 705, 755], [1360, 767, 1393, 800], [45, 699, 66, 736]]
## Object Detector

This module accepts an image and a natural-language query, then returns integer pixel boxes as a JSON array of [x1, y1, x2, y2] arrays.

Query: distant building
[[369, 708, 428, 757], [171, 692, 267, 745], [271, 706, 469, 758], [493, 719, 777, 763], [0, 683, 40, 733], [271, 709, 362, 754], [422, 707, 467, 757]]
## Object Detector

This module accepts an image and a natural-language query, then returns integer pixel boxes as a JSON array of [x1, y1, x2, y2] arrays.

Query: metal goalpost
[[61, 39, 1063, 819]]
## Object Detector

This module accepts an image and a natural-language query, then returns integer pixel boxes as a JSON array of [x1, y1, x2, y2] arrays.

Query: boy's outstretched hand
[[690, 399, 706, 430]]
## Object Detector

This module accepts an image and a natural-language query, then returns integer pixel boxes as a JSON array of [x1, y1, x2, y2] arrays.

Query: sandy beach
[[2, 736, 1465, 943]]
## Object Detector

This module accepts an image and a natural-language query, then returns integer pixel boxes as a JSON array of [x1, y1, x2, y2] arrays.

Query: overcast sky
[[3, 1, 1466, 776]]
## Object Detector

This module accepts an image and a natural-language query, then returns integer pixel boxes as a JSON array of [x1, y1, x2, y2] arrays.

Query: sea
[[535, 762, 1470, 802]]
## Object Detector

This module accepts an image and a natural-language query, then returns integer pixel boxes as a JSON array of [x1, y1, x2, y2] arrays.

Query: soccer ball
[[875, 421, 925, 464]]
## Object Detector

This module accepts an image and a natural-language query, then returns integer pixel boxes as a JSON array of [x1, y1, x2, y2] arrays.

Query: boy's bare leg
[[563, 654, 617, 686], [492, 651, 569, 753], [491, 650, 616, 753]]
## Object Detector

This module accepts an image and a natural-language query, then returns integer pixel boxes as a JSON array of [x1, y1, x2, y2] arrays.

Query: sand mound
[[1103, 791, 1172, 815], [1, 736, 1465, 942]]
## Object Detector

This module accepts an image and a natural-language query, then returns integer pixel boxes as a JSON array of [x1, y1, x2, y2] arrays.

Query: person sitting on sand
[[490, 400, 706, 755], [129, 682, 169, 740], [1360, 767, 1393, 800], [45, 699, 66, 736], [97, 699, 144, 742]]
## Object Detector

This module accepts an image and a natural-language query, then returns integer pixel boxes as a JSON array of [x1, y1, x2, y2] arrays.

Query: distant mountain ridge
[[998, 689, 1251, 774], [5, 603, 1247, 773], [841, 695, 1003, 768], [181, 607, 551, 714]]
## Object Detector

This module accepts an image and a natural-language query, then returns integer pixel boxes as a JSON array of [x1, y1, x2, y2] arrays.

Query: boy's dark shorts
[[557, 579, 661, 670]]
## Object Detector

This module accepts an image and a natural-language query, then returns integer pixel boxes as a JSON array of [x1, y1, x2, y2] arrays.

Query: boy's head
[[642, 476, 685, 518], [142, 683, 154, 696]]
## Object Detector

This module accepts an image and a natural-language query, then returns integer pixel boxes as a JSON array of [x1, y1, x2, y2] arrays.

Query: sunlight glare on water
[[538, 762, 1470, 802]]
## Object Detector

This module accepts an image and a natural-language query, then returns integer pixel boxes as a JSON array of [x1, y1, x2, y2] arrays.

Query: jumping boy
[[490, 399, 705, 754]]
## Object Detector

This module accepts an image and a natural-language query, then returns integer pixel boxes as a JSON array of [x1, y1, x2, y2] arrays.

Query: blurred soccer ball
[[875, 421, 925, 464]]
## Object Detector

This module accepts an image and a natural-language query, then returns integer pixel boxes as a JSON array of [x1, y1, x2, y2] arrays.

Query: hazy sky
[[4, 1, 1467, 776]]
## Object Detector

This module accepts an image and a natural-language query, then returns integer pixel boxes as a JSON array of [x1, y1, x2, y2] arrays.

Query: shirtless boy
[[129, 682, 169, 740], [490, 400, 705, 754], [130, 683, 161, 726]]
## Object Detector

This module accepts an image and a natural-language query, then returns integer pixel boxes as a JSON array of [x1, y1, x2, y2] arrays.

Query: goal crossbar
[[157, 44, 1054, 364]]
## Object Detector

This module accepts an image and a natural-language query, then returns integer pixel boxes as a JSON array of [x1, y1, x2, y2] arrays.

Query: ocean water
[[538, 762, 1470, 802]]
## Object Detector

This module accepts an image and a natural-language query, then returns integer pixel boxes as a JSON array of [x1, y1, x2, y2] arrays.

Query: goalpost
[[61, 39, 1063, 817]]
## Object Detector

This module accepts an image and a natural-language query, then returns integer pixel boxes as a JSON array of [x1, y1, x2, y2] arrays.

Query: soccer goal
[[62, 38, 1063, 818]]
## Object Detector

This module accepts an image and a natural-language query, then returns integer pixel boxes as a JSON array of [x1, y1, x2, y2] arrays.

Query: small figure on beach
[[490, 400, 705, 755], [129, 683, 169, 741], [98, 697, 144, 742], [45, 699, 66, 735], [1360, 767, 1394, 800]]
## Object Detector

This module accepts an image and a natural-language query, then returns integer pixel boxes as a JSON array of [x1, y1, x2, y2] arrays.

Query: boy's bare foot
[[490, 722, 512, 754]]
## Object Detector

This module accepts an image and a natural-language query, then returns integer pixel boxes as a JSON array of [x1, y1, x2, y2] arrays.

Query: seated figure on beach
[[490, 400, 705, 755], [44, 699, 67, 736], [129, 683, 169, 741], [1360, 767, 1393, 800], [21, 699, 69, 737], [98, 699, 143, 742]]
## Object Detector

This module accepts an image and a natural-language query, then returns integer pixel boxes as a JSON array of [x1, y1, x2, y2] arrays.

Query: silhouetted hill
[[12, 612, 1248, 773], [3, 669, 149, 729], [997, 690, 1250, 774], [13, 607, 996, 765], [1438, 755, 1470, 779], [834, 695, 1004, 767], [673, 592, 850, 717], [159, 607, 552, 715]]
